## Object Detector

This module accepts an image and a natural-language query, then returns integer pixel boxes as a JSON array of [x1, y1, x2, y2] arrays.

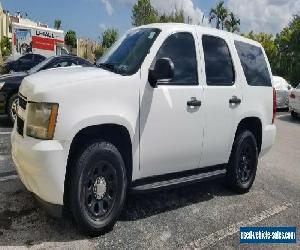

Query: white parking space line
[[0, 131, 12, 135], [0, 174, 18, 182], [185, 203, 292, 250]]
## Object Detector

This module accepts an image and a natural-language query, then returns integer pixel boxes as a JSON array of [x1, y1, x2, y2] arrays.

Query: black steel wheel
[[69, 140, 127, 236], [226, 130, 258, 193], [83, 161, 117, 219], [237, 142, 256, 184]]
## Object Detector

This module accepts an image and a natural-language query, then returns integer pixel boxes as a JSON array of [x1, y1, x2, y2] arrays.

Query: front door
[[139, 31, 204, 178]]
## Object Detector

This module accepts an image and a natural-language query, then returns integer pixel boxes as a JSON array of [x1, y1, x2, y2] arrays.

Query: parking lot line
[[185, 202, 292, 250], [0, 174, 18, 182], [0, 131, 12, 135]]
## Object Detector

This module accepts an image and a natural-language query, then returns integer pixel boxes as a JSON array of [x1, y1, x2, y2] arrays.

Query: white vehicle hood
[[19, 67, 118, 98]]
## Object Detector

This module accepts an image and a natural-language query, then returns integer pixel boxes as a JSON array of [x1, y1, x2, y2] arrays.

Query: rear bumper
[[260, 124, 276, 157]]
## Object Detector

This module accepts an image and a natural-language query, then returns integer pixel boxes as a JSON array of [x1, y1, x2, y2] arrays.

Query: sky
[[1, 0, 300, 41]]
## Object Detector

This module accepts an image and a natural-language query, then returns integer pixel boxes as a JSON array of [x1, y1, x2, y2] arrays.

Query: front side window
[[235, 41, 272, 86], [152, 32, 198, 85], [97, 28, 160, 75], [202, 35, 235, 86]]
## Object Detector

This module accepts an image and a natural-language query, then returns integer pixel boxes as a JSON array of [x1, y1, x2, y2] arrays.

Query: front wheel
[[226, 130, 258, 193], [69, 141, 127, 236]]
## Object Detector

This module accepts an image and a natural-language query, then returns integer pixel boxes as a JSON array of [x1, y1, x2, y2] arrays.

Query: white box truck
[[11, 23, 69, 60]]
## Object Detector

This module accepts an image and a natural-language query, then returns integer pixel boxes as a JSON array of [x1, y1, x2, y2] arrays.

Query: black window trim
[[202, 34, 236, 87], [153, 31, 199, 87]]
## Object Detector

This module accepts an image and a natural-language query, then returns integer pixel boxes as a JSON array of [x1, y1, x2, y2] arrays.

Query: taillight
[[290, 93, 296, 99], [272, 87, 276, 124]]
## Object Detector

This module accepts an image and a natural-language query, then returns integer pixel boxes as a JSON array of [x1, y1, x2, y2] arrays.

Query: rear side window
[[235, 41, 271, 86], [202, 35, 235, 86]]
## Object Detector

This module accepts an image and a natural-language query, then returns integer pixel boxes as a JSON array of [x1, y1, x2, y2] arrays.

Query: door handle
[[187, 98, 201, 107], [229, 96, 241, 105]]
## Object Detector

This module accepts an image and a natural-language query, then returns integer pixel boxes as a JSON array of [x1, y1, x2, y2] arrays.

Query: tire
[[226, 130, 258, 193], [291, 111, 298, 119], [69, 140, 127, 236], [7, 94, 19, 124]]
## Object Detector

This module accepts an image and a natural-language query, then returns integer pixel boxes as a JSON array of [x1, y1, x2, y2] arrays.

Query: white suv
[[11, 23, 276, 235]]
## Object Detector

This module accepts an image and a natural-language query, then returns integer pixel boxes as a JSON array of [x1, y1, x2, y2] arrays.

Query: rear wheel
[[7, 94, 19, 124], [291, 111, 298, 119], [69, 140, 127, 236], [226, 130, 258, 193]]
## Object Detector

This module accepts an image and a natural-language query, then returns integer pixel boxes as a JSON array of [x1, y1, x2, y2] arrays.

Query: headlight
[[0, 82, 5, 90], [26, 102, 59, 140]]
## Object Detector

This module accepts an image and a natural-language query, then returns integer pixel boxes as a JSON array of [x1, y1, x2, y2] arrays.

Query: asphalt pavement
[[0, 112, 299, 249]]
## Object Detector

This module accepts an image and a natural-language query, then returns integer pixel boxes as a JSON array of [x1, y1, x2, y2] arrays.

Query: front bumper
[[11, 128, 70, 205]]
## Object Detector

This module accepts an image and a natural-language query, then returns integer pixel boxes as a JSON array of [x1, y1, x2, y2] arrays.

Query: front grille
[[16, 93, 27, 136], [16, 116, 24, 136]]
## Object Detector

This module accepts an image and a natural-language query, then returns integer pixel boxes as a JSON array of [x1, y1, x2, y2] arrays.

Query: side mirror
[[148, 58, 174, 88]]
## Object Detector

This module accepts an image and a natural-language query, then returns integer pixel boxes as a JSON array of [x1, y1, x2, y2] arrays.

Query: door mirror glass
[[148, 58, 174, 88]]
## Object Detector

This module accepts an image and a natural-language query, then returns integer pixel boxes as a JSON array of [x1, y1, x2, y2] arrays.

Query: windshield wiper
[[97, 63, 117, 72]]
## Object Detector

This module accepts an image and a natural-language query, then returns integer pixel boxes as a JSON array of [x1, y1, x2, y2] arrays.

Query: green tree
[[131, 0, 158, 26], [209, 1, 228, 30], [276, 15, 300, 85], [1, 36, 12, 57], [65, 30, 77, 48], [54, 19, 62, 30], [94, 45, 106, 60], [225, 12, 240, 33], [101, 28, 119, 49], [159, 10, 185, 23]]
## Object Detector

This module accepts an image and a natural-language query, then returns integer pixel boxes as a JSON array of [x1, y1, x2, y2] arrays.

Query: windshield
[[97, 28, 160, 75], [28, 56, 53, 74]]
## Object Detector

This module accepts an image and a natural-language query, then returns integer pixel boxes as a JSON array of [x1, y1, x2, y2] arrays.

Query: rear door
[[198, 33, 243, 167]]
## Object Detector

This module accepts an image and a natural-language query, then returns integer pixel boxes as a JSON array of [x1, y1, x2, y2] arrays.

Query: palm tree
[[209, 1, 228, 30], [54, 19, 62, 30], [225, 12, 241, 33]]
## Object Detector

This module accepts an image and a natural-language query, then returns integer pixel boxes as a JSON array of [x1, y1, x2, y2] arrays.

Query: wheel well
[[64, 124, 132, 206], [235, 117, 262, 154]]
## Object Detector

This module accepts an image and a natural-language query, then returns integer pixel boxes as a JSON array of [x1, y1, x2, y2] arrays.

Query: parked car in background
[[4, 53, 46, 73], [289, 83, 300, 118], [0, 55, 94, 123], [273, 76, 290, 110]]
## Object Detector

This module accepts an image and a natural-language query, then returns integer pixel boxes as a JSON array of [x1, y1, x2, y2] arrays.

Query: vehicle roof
[[138, 23, 262, 47]]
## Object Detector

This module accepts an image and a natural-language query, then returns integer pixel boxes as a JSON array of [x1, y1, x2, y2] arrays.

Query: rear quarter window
[[235, 41, 272, 87]]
